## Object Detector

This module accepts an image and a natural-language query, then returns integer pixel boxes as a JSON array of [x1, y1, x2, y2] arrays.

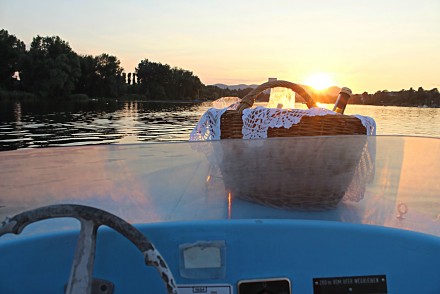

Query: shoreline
[[0, 90, 438, 108]]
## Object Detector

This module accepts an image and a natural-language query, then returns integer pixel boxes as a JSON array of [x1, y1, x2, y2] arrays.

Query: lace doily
[[190, 105, 376, 141], [242, 106, 338, 139], [190, 102, 377, 205], [189, 100, 240, 141]]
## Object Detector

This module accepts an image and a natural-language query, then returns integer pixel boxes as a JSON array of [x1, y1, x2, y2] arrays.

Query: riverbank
[[1, 89, 439, 108], [0, 90, 207, 104]]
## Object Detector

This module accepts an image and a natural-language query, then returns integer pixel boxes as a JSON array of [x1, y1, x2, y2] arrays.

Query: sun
[[304, 73, 333, 91]]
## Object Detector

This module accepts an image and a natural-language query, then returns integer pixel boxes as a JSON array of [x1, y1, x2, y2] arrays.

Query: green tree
[[172, 68, 202, 99], [416, 87, 428, 106], [121, 72, 126, 84], [75, 54, 97, 96], [93, 53, 124, 97], [136, 59, 203, 100], [20, 35, 80, 98], [0, 29, 26, 90], [136, 59, 171, 98], [74, 53, 125, 98]]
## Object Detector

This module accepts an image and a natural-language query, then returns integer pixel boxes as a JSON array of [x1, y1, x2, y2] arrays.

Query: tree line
[[0, 29, 222, 100], [1, 29, 438, 107], [350, 88, 440, 107], [305, 87, 440, 108]]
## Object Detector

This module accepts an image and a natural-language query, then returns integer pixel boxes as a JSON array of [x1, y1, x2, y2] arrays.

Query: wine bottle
[[332, 87, 352, 114]]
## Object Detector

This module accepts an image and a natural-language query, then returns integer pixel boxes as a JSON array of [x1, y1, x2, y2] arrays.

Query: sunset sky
[[1, 0, 439, 93]]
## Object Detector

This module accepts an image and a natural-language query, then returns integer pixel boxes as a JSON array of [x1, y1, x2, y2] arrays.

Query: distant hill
[[298, 85, 342, 104], [302, 85, 341, 96], [212, 83, 259, 90]]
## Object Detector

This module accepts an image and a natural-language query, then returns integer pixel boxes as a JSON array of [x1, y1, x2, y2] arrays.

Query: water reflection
[[344, 104, 440, 137], [0, 100, 439, 151], [0, 100, 209, 151]]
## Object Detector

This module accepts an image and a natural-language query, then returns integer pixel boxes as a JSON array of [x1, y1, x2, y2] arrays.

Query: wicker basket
[[220, 80, 367, 139], [217, 80, 369, 210], [219, 136, 367, 210]]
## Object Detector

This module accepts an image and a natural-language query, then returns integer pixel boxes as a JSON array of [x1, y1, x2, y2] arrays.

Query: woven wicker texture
[[220, 136, 368, 210], [221, 80, 366, 139], [218, 80, 370, 210]]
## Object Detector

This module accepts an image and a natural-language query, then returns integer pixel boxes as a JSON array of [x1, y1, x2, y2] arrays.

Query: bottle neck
[[332, 92, 351, 114]]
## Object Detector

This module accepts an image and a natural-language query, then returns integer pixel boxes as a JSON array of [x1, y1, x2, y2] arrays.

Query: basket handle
[[237, 80, 317, 112]]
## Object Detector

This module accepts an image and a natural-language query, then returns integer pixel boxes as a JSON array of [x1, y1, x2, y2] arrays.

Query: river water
[[0, 100, 439, 151]]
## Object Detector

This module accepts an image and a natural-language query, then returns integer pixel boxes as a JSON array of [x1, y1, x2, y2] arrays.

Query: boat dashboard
[[1, 218, 439, 293]]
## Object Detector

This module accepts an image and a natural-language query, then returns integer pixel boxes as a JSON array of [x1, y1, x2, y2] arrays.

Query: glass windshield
[[0, 136, 439, 237]]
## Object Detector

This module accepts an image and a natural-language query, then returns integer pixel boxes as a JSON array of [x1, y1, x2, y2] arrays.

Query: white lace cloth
[[190, 102, 376, 205], [189, 101, 240, 141], [190, 105, 376, 141]]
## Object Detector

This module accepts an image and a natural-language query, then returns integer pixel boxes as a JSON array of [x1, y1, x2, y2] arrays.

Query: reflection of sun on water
[[304, 73, 333, 91], [316, 102, 333, 110], [119, 101, 140, 144]]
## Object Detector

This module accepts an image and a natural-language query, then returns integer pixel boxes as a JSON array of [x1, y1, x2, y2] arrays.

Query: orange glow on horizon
[[304, 73, 334, 91]]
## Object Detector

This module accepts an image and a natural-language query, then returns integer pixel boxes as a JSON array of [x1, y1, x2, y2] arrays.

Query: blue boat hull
[[1, 219, 439, 293]]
